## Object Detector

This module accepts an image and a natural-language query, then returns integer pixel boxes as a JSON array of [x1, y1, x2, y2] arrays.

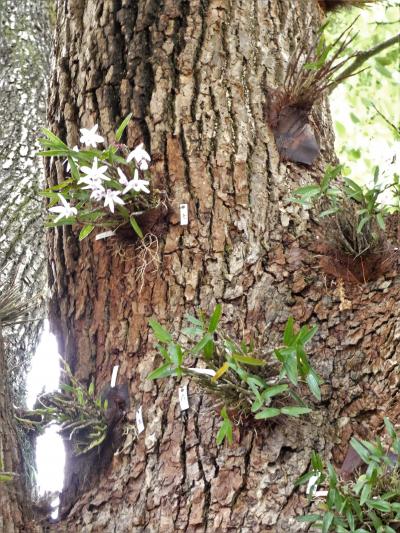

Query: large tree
[[41, 0, 399, 531], [0, 0, 51, 530]]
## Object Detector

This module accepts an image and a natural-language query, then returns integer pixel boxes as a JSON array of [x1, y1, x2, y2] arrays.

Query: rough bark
[[0, 1, 52, 531], [45, 0, 399, 532], [0, 329, 33, 532], [0, 0, 51, 399]]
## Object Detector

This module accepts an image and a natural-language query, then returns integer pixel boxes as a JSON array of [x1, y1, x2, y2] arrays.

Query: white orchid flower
[[90, 187, 105, 202], [117, 167, 129, 186], [79, 177, 104, 191], [79, 157, 109, 182], [126, 143, 151, 170], [117, 168, 150, 194], [79, 125, 105, 147], [103, 189, 125, 213], [48, 194, 78, 222]]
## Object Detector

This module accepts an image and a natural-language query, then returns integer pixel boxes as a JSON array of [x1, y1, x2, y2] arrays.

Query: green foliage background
[[328, 3, 399, 185]]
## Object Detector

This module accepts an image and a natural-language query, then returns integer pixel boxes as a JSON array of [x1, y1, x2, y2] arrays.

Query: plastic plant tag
[[179, 204, 188, 225], [96, 230, 116, 240], [178, 385, 189, 411], [136, 406, 144, 434], [110, 365, 119, 388]]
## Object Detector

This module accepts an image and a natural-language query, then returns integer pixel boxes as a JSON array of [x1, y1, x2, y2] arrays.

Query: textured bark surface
[[0, 0, 50, 399], [45, 0, 399, 531], [0, 330, 33, 532], [0, 1, 51, 531]]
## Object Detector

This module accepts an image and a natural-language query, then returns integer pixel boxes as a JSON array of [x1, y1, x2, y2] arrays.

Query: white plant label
[[178, 385, 189, 411], [96, 230, 116, 240], [179, 203, 188, 225], [136, 406, 145, 434], [110, 365, 119, 388]]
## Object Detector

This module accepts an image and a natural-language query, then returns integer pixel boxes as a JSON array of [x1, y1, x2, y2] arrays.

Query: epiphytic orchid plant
[[38, 114, 155, 240]]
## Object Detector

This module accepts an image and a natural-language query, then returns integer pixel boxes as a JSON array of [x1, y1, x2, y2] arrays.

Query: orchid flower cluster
[[38, 115, 154, 240]]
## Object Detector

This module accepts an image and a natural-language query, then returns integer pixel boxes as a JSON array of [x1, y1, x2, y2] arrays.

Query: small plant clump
[[16, 360, 109, 456], [296, 418, 400, 532], [291, 164, 400, 281], [147, 305, 321, 445], [267, 19, 398, 165], [38, 115, 160, 241]]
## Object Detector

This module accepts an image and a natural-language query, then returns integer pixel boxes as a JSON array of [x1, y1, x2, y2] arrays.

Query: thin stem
[[329, 32, 400, 93]]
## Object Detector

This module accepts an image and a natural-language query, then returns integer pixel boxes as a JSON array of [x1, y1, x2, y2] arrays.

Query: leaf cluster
[[291, 165, 399, 256], [297, 418, 400, 532], [283, 19, 362, 108], [0, 268, 35, 326], [147, 305, 321, 445], [16, 360, 109, 455]]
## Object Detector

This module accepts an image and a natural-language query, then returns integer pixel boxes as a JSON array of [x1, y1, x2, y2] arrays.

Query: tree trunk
[[45, 0, 399, 531], [0, 0, 51, 399], [0, 0, 52, 531]]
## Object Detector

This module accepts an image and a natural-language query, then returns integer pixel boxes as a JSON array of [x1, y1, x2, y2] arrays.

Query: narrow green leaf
[[306, 372, 321, 401], [283, 317, 295, 345], [262, 384, 289, 399], [232, 354, 266, 366], [115, 113, 133, 141], [192, 333, 213, 354], [366, 499, 391, 513], [147, 363, 175, 380], [254, 407, 281, 420], [280, 406, 312, 417], [296, 514, 321, 523], [148, 319, 172, 343], [208, 304, 222, 333], [322, 511, 334, 533], [130, 216, 144, 239], [79, 225, 95, 241]]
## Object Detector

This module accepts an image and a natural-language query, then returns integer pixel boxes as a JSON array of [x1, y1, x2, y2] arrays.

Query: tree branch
[[329, 32, 400, 92]]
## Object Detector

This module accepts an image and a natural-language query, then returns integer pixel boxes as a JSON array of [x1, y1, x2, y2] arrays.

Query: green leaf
[[115, 113, 133, 141], [280, 406, 312, 417], [216, 407, 233, 445], [232, 354, 266, 366], [296, 514, 321, 523], [88, 382, 95, 396], [283, 317, 295, 345], [360, 483, 371, 506], [292, 185, 321, 199], [297, 325, 318, 345], [149, 319, 172, 343], [262, 384, 289, 399], [192, 333, 213, 354], [376, 212, 386, 230], [306, 372, 321, 401], [366, 499, 391, 513], [350, 438, 370, 464], [254, 407, 281, 420], [186, 314, 203, 327], [384, 417, 396, 439], [147, 363, 175, 380], [322, 511, 334, 533], [208, 304, 222, 333], [79, 225, 95, 241], [130, 216, 144, 239]]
